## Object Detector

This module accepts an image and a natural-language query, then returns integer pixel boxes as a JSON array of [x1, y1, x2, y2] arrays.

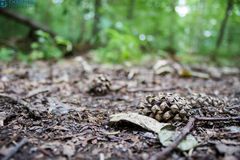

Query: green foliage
[[0, 0, 239, 65], [0, 48, 15, 62], [29, 30, 72, 61], [17, 52, 30, 62], [95, 29, 142, 63], [0, 30, 73, 62], [55, 36, 73, 52]]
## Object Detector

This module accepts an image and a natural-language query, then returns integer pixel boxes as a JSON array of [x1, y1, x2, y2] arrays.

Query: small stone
[[141, 152, 149, 160]]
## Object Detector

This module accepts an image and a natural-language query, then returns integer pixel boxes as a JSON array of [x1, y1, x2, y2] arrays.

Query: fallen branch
[[2, 138, 28, 160], [0, 9, 55, 36], [150, 118, 196, 160], [0, 39, 18, 50]]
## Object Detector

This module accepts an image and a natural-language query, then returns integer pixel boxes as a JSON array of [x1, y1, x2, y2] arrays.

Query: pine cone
[[139, 93, 192, 122], [187, 93, 227, 116], [88, 75, 111, 96]]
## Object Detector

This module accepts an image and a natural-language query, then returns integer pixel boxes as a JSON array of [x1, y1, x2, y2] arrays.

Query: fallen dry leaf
[[110, 112, 170, 133], [110, 112, 198, 151]]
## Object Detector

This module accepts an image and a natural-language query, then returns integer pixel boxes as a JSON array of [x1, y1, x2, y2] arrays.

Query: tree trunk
[[78, 7, 88, 43], [169, 0, 176, 47], [127, 0, 135, 19], [195, 0, 205, 52], [92, 0, 102, 42], [215, 0, 234, 50], [165, 0, 177, 61]]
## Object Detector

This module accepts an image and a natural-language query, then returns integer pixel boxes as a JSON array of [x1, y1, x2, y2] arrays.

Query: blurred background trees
[[0, 0, 239, 65]]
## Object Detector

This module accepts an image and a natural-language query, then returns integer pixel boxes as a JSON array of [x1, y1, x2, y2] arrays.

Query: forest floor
[[0, 57, 240, 160]]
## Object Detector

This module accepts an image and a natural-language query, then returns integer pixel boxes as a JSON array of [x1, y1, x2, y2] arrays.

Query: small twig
[[93, 95, 132, 102], [195, 116, 240, 121], [0, 94, 32, 109], [0, 94, 21, 104], [0, 93, 36, 115], [150, 115, 240, 160], [53, 134, 83, 140], [127, 86, 182, 92], [38, 148, 53, 157], [53, 124, 99, 140], [2, 138, 28, 160], [24, 88, 49, 99], [150, 118, 196, 160], [0, 93, 28, 105]]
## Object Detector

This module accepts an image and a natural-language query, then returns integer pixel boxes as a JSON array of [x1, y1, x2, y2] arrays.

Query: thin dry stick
[[127, 86, 182, 92], [0, 94, 30, 107], [150, 116, 240, 160], [195, 116, 240, 121], [150, 118, 196, 160], [0, 94, 21, 103], [0, 94, 33, 113], [2, 138, 28, 160], [24, 89, 49, 99]]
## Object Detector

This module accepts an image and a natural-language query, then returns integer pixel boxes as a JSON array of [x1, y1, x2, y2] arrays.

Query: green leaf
[[158, 126, 175, 146], [36, 30, 50, 39], [158, 126, 198, 151], [31, 42, 39, 49], [178, 134, 198, 151], [55, 36, 73, 52], [0, 48, 14, 62], [30, 50, 44, 60]]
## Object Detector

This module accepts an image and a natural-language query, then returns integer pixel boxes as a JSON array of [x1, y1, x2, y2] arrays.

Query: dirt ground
[[0, 58, 240, 160]]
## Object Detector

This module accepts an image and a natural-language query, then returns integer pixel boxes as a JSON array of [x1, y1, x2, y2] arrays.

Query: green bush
[[0, 30, 72, 62], [0, 48, 15, 62], [29, 30, 61, 60], [95, 29, 142, 63], [29, 30, 72, 61]]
